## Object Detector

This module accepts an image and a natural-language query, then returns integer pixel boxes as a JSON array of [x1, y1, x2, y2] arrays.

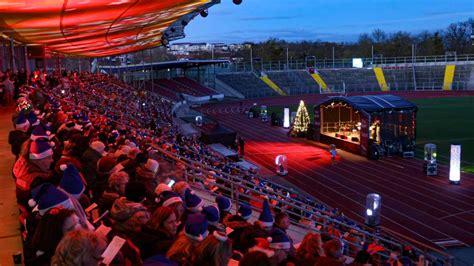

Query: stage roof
[[317, 94, 417, 114], [0, 0, 218, 57], [100, 59, 229, 73]]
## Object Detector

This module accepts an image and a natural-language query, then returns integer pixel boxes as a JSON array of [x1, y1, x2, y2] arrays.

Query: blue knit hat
[[202, 205, 220, 225], [29, 139, 53, 160], [27, 112, 40, 126], [30, 125, 49, 141], [238, 202, 252, 220], [258, 200, 274, 227], [184, 188, 203, 212], [185, 213, 209, 241], [15, 112, 30, 129], [269, 228, 291, 250], [29, 183, 71, 216], [59, 164, 85, 198], [215, 195, 232, 212], [159, 191, 183, 207]]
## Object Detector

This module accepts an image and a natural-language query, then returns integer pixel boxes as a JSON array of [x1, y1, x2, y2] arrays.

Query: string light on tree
[[293, 100, 310, 135]]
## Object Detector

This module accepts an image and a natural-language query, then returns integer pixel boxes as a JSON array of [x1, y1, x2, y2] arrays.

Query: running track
[[199, 91, 474, 249]]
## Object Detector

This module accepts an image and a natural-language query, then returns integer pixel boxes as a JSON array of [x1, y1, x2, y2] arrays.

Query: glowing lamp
[[424, 143, 437, 163], [275, 155, 288, 176], [449, 144, 461, 185], [283, 108, 290, 128], [195, 116, 203, 127], [365, 193, 381, 227]]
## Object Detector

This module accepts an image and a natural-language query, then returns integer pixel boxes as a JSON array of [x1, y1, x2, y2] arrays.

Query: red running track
[[200, 91, 474, 249]]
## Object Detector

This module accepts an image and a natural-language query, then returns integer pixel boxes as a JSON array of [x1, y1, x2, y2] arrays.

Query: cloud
[[341, 11, 474, 28], [186, 27, 359, 43], [240, 15, 299, 21]]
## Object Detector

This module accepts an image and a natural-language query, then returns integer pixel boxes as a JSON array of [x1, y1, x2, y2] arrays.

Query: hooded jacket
[[110, 197, 150, 235]]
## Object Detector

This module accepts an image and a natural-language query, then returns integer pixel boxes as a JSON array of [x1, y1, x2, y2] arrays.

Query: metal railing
[[218, 54, 474, 72], [152, 144, 454, 265]]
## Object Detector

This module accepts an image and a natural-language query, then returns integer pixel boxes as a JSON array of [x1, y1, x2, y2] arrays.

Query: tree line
[[126, 19, 473, 64], [232, 19, 473, 62]]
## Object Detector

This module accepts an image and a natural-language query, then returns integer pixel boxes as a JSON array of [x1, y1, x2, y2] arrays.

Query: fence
[[219, 54, 474, 72]]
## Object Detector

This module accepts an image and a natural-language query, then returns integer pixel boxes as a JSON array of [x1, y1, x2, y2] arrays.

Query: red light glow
[[0, 0, 212, 56]]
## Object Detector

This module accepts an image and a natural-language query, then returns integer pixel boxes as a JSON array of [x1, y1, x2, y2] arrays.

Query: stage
[[201, 99, 474, 249]]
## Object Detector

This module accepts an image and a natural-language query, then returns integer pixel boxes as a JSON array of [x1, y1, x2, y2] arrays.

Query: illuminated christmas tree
[[293, 100, 310, 135]]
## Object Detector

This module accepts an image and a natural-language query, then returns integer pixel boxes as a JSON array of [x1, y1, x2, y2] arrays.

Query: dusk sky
[[184, 0, 473, 43]]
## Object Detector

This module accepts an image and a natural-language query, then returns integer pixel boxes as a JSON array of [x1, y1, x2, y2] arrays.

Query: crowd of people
[[6, 69, 434, 265]]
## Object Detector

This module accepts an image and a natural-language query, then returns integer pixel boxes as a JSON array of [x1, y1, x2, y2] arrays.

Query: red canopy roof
[[0, 0, 213, 57]]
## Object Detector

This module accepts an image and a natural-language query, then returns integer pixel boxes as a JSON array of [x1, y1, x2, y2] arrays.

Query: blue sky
[[184, 0, 473, 43]]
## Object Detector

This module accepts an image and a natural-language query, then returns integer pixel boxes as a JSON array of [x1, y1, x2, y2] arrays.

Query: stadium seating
[[266, 70, 320, 95], [7, 71, 455, 265], [216, 63, 474, 98], [172, 77, 218, 96], [216, 72, 279, 98]]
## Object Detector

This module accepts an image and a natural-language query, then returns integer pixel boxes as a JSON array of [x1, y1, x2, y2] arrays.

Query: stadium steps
[[216, 73, 279, 98], [373, 67, 389, 91], [443, 65, 456, 91], [260, 75, 287, 96], [214, 77, 245, 99], [311, 72, 327, 90], [172, 77, 218, 96]]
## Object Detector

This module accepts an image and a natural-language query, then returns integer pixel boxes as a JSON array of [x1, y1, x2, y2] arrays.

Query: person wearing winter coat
[[109, 182, 151, 237]]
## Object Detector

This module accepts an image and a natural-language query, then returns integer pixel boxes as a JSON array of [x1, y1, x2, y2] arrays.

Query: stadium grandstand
[[0, 1, 473, 266]]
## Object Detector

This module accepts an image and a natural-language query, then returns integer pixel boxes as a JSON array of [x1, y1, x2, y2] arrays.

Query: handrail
[[218, 54, 474, 72], [167, 142, 334, 215], [152, 144, 452, 265], [152, 145, 433, 249], [382, 227, 455, 265]]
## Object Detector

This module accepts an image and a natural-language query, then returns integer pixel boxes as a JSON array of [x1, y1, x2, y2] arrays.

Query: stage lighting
[[275, 155, 288, 176], [195, 116, 203, 127], [365, 193, 381, 227], [449, 144, 461, 184], [200, 9, 208, 17], [233, 0, 243, 4], [283, 108, 290, 128], [170, 27, 176, 33], [181, 20, 188, 26]]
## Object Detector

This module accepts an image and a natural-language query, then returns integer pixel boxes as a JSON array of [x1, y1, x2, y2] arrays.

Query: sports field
[[412, 97, 474, 173], [263, 96, 474, 172]]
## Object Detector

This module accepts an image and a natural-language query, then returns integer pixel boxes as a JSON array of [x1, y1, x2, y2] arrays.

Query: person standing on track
[[238, 136, 245, 158], [329, 144, 337, 165]]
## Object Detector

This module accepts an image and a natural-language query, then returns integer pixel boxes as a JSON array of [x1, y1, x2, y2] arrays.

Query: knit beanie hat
[[269, 228, 291, 250], [215, 195, 232, 212], [184, 213, 209, 241], [158, 190, 183, 207], [202, 205, 220, 225], [258, 200, 274, 227], [29, 183, 71, 216], [184, 188, 203, 212], [59, 164, 85, 198], [238, 202, 252, 220], [29, 139, 53, 160]]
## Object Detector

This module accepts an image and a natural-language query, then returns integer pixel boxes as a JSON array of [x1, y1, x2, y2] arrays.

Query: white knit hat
[[145, 159, 159, 173]]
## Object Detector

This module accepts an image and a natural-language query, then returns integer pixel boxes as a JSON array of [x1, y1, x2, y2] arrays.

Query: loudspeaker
[[423, 162, 437, 176], [368, 146, 380, 160]]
